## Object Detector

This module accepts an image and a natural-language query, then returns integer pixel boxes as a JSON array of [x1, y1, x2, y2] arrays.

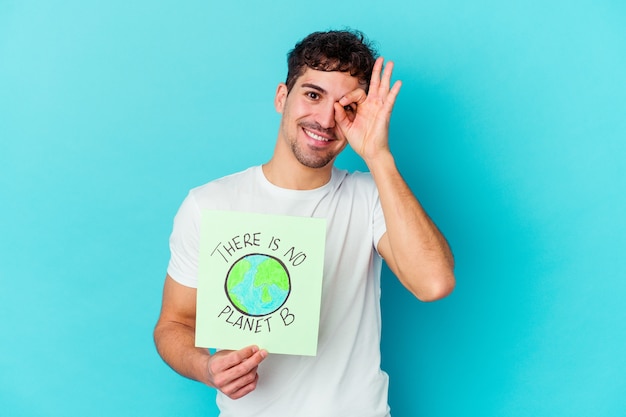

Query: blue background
[[1, 1, 625, 416]]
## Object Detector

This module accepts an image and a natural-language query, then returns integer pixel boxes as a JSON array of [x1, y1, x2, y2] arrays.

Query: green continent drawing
[[225, 254, 291, 317]]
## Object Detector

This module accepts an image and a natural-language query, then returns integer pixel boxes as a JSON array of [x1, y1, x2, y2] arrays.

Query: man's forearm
[[154, 321, 212, 386], [369, 152, 455, 300]]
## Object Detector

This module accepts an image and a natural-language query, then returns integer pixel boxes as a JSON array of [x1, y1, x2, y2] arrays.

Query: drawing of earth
[[225, 253, 291, 317]]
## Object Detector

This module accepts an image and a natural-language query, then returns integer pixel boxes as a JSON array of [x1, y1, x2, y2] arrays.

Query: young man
[[154, 30, 455, 416]]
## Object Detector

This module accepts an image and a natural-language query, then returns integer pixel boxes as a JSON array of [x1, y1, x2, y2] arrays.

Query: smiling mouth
[[303, 128, 333, 142]]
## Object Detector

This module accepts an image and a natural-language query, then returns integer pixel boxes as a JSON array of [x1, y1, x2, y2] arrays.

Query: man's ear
[[274, 83, 288, 113]]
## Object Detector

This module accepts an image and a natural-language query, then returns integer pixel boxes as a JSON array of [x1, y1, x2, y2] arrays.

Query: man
[[154, 30, 455, 416]]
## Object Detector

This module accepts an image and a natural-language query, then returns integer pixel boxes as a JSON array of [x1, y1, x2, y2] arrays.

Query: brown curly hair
[[285, 29, 378, 93]]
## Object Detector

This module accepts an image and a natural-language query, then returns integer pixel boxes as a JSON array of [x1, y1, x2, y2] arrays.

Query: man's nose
[[316, 102, 336, 129]]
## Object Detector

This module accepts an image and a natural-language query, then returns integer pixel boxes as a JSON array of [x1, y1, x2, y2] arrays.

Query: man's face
[[274, 67, 364, 169]]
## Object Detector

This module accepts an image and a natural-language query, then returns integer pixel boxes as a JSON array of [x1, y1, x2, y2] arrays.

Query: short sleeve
[[166, 192, 202, 288], [372, 190, 387, 254]]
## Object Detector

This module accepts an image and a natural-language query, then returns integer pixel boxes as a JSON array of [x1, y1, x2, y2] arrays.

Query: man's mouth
[[303, 128, 333, 142]]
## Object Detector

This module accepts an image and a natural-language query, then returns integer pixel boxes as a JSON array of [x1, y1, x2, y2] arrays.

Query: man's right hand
[[154, 276, 268, 400], [206, 345, 268, 399]]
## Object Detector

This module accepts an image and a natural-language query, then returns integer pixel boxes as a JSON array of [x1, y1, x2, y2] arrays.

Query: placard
[[196, 210, 326, 356]]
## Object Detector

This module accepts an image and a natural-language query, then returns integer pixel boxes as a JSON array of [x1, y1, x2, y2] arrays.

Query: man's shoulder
[[191, 166, 258, 194], [329, 168, 380, 205], [334, 168, 375, 188]]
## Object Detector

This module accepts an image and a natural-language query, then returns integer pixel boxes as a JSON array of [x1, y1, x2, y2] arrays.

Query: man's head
[[285, 30, 378, 94], [269, 30, 378, 180]]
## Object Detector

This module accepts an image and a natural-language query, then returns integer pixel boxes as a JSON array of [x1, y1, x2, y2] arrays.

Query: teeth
[[304, 129, 329, 142]]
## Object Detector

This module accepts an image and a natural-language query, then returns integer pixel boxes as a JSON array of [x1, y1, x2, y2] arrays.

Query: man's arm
[[371, 157, 455, 301], [335, 57, 455, 301], [153, 275, 267, 398]]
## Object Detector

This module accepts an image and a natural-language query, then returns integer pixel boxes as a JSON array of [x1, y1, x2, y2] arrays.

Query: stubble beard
[[289, 122, 339, 169], [290, 140, 336, 169]]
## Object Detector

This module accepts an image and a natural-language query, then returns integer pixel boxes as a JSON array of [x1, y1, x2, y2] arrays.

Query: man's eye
[[307, 92, 319, 100], [344, 105, 355, 113]]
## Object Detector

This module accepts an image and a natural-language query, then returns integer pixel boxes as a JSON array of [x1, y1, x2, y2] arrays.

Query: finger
[[334, 102, 348, 127], [221, 364, 259, 397], [217, 349, 267, 397], [239, 348, 268, 371], [369, 57, 384, 92], [380, 60, 394, 93], [211, 345, 260, 373], [226, 373, 260, 400], [383, 80, 402, 114], [338, 88, 367, 107], [209, 348, 267, 391], [333, 102, 354, 139], [221, 348, 267, 382]]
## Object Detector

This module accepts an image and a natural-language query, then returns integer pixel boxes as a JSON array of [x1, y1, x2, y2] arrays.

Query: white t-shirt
[[167, 166, 391, 417]]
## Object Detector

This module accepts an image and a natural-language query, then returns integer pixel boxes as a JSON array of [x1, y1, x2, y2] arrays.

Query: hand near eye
[[334, 57, 402, 164]]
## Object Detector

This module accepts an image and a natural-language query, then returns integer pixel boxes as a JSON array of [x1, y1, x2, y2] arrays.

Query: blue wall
[[1, 1, 624, 416]]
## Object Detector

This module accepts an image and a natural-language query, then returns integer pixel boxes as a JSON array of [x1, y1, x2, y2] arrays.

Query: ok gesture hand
[[334, 57, 402, 164]]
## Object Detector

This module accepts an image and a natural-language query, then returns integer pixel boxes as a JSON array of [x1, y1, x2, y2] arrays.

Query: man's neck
[[261, 159, 333, 190]]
